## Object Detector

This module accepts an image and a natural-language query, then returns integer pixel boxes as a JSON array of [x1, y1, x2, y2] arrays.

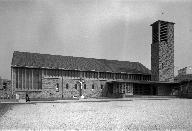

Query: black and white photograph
[[0, 0, 192, 130]]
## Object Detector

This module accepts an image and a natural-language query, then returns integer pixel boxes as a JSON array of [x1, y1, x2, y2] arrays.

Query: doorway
[[106, 83, 113, 97], [133, 84, 152, 95]]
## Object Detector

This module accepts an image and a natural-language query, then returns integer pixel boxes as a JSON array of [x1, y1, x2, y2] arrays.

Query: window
[[101, 84, 103, 89], [66, 83, 69, 89], [16, 68, 19, 89], [56, 83, 59, 92], [104, 73, 106, 79], [94, 72, 98, 78], [162, 63, 164, 69], [85, 72, 88, 78], [69, 71, 72, 77], [66, 70, 69, 77], [75, 84, 77, 89], [92, 84, 94, 89], [84, 84, 86, 89], [3, 82, 7, 90], [126, 85, 131, 93]]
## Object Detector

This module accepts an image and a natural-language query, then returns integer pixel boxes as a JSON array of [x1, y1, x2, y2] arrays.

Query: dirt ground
[[0, 98, 192, 130]]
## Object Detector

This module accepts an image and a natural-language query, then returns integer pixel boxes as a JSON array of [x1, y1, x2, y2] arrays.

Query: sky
[[0, 0, 192, 79]]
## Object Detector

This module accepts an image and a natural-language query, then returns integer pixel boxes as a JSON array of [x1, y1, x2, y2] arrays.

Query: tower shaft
[[151, 20, 175, 82]]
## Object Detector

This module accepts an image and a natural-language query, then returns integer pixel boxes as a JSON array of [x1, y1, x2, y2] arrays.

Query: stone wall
[[25, 76, 109, 99], [80, 79, 106, 98], [151, 22, 174, 82], [151, 42, 159, 81], [41, 77, 61, 98], [61, 78, 108, 98], [11, 67, 152, 99], [159, 23, 174, 82]]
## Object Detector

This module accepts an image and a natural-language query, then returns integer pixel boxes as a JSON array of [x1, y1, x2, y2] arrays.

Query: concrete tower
[[151, 20, 175, 82]]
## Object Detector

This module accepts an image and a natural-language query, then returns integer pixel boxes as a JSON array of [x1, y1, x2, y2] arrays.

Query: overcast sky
[[0, 0, 192, 79]]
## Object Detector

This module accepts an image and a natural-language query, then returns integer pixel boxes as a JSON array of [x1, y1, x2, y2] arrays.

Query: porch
[[106, 80, 178, 97]]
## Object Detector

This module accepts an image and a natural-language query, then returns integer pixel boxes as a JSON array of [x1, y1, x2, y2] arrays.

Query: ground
[[0, 98, 192, 130]]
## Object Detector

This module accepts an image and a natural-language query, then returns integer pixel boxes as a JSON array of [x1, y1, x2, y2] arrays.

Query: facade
[[11, 51, 152, 99], [178, 66, 192, 76], [175, 67, 192, 98], [11, 20, 177, 99], [174, 74, 192, 98], [151, 20, 175, 82]]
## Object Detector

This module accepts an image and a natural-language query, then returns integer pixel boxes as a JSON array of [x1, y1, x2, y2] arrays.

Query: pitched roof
[[11, 51, 151, 74]]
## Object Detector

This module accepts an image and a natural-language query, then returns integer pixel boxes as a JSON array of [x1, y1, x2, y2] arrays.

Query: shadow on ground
[[0, 103, 13, 118]]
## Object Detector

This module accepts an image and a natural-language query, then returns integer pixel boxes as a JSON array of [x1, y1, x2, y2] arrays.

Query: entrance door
[[106, 83, 113, 97], [133, 84, 152, 95], [108, 83, 113, 94], [152, 86, 157, 95]]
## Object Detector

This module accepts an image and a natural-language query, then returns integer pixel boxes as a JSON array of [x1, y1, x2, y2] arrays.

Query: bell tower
[[151, 20, 175, 82]]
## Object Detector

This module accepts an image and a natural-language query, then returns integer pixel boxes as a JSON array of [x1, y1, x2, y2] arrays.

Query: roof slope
[[11, 51, 151, 74]]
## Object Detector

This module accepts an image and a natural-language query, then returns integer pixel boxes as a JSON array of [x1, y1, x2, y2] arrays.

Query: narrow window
[[104, 73, 106, 79], [92, 84, 94, 89], [69, 70, 72, 77], [16, 68, 19, 89], [85, 72, 88, 78], [66, 70, 69, 77], [56, 83, 59, 92], [89, 72, 91, 78], [84, 84, 86, 89], [101, 84, 103, 89], [3, 82, 7, 90], [75, 84, 77, 89], [66, 83, 69, 89], [94, 73, 97, 78], [71, 71, 74, 77], [90, 72, 93, 78]]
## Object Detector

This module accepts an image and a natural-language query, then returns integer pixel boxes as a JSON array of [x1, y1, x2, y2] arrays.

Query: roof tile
[[11, 51, 151, 74]]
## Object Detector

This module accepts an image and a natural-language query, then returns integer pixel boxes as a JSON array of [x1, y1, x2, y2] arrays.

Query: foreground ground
[[0, 98, 192, 130]]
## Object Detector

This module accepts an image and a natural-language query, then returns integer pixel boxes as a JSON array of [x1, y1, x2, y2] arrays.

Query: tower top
[[150, 20, 175, 26]]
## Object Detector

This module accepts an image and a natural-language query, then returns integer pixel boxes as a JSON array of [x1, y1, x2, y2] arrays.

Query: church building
[[11, 20, 177, 99]]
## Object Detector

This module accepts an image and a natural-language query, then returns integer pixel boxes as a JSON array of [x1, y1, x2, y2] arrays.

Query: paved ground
[[0, 103, 13, 118], [0, 98, 192, 130]]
